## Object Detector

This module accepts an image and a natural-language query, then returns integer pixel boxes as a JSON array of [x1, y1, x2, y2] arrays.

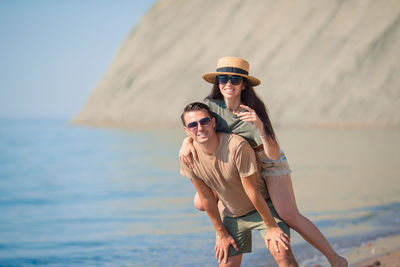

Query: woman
[[179, 57, 347, 266]]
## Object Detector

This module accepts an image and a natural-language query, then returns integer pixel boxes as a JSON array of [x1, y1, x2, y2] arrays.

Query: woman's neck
[[224, 97, 241, 113]]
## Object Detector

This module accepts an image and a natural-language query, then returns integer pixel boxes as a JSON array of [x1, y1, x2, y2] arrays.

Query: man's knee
[[269, 245, 297, 267]]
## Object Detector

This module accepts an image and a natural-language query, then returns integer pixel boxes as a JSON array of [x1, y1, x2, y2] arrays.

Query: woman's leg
[[194, 191, 219, 211], [266, 174, 347, 267], [194, 191, 205, 211]]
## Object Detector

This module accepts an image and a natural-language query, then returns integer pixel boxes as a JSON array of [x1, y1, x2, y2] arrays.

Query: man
[[180, 102, 298, 267]]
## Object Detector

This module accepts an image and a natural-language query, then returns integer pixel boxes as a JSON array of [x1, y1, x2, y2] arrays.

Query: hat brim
[[202, 72, 261, 86]]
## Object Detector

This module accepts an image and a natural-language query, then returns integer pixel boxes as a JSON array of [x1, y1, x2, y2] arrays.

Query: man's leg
[[218, 215, 253, 267], [268, 244, 298, 267], [218, 253, 242, 267], [254, 199, 298, 266]]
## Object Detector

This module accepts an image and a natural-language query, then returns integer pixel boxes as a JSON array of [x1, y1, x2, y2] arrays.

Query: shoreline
[[344, 234, 400, 266]]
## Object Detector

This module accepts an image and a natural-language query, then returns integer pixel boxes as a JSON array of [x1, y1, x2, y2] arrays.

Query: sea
[[0, 119, 399, 266]]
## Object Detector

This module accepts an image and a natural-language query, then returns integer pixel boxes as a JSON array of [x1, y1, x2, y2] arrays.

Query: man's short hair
[[181, 102, 214, 126]]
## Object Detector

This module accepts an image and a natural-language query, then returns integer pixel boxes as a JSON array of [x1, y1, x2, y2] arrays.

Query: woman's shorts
[[254, 149, 292, 177], [262, 173, 292, 181]]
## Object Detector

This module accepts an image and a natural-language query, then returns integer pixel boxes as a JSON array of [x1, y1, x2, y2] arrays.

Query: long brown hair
[[206, 79, 277, 143]]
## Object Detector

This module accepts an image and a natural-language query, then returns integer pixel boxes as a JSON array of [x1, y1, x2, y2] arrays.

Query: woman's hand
[[234, 104, 264, 132], [264, 226, 290, 253], [236, 104, 280, 160], [179, 137, 197, 168]]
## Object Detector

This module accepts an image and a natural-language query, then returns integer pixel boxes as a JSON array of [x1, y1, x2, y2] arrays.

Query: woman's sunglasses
[[217, 75, 243, 85], [187, 117, 211, 131]]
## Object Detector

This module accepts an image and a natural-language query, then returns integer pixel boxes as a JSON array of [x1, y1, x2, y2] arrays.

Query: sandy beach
[[345, 234, 400, 267]]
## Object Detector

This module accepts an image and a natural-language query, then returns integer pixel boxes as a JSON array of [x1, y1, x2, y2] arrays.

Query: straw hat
[[202, 56, 261, 86]]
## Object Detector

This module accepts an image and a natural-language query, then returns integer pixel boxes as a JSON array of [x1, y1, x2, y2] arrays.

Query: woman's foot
[[330, 255, 348, 267]]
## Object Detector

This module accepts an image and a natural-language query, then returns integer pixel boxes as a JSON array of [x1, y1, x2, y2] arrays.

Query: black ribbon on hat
[[216, 67, 248, 75]]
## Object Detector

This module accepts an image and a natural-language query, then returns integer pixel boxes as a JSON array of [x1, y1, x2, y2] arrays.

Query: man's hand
[[191, 178, 238, 264], [215, 232, 239, 264], [264, 226, 290, 253]]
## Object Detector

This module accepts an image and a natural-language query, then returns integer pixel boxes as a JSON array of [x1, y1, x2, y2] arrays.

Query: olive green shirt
[[203, 98, 292, 176], [203, 98, 262, 148]]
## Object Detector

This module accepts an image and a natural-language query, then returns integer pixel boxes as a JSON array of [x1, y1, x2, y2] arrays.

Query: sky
[[0, 0, 156, 119]]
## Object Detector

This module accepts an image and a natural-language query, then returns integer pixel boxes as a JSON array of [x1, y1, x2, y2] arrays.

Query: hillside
[[73, 0, 400, 127]]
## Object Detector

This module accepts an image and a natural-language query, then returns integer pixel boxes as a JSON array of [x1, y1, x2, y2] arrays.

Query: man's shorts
[[222, 198, 290, 257]]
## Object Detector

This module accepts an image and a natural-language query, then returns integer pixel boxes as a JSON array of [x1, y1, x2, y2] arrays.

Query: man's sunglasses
[[217, 75, 243, 85], [187, 117, 211, 131]]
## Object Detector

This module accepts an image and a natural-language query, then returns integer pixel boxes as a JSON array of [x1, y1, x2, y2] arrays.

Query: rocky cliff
[[73, 0, 400, 127]]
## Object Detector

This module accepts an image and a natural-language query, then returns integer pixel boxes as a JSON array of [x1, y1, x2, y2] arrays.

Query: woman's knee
[[194, 192, 205, 211], [194, 191, 219, 211]]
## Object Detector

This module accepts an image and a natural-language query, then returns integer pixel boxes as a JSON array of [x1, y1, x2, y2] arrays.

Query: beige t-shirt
[[180, 133, 269, 217]]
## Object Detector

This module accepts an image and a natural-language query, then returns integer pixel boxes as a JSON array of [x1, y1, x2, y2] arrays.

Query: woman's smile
[[220, 83, 242, 99]]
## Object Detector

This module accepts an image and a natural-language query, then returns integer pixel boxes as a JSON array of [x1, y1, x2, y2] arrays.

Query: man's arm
[[241, 173, 290, 252], [191, 177, 238, 264]]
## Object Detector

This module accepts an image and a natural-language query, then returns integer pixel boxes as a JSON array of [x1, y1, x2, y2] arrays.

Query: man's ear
[[184, 126, 191, 136], [212, 117, 216, 129]]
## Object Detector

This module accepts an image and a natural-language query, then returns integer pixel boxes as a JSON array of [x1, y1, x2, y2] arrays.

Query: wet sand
[[354, 249, 400, 267], [346, 234, 400, 267]]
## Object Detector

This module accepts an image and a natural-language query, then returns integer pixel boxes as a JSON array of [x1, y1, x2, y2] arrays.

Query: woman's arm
[[259, 134, 281, 161], [241, 173, 290, 252], [178, 136, 197, 168], [235, 105, 280, 160]]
